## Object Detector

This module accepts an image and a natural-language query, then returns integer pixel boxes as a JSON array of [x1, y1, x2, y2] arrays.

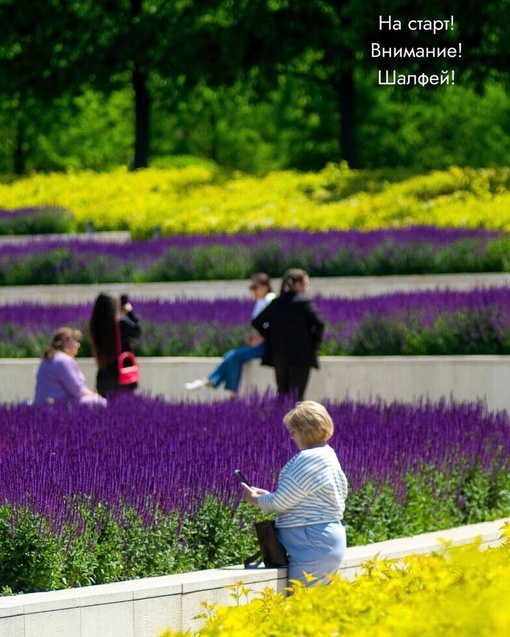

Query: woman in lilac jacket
[[34, 327, 107, 406]]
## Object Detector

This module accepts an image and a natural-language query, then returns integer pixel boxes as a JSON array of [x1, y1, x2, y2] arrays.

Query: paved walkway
[[0, 231, 131, 245]]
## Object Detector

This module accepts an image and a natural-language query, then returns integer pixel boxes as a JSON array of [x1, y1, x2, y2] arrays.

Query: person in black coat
[[252, 268, 324, 400]]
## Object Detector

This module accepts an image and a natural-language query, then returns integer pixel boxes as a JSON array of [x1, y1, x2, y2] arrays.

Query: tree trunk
[[14, 118, 26, 175], [337, 69, 357, 168], [130, 0, 149, 169], [132, 68, 150, 169]]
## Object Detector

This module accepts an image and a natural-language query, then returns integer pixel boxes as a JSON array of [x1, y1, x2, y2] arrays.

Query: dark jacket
[[120, 310, 142, 352], [252, 291, 324, 369]]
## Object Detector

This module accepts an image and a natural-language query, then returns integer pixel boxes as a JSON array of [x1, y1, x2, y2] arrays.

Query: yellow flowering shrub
[[1, 164, 509, 238], [160, 527, 510, 637]]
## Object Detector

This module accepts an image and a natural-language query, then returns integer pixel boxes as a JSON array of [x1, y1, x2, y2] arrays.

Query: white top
[[258, 445, 348, 528], [251, 291, 276, 319]]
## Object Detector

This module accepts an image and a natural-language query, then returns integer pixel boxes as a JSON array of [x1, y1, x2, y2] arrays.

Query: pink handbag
[[118, 351, 140, 385], [116, 322, 140, 385]]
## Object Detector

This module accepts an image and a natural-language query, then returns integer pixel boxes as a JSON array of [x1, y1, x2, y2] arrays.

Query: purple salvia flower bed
[[1, 394, 509, 526], [3, 287, 510, 328], [0, 226, 506, 283], [0, 206, 65, 219], [0, 224, 500, 246], [0, 206, 75, 237], [3, 286, 510, 356]]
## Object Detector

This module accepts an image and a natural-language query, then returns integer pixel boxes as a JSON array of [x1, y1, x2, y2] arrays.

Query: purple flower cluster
[[0, 206, 67, 219], [1, 394, 508, 525], [320, 287, 510, 346], [0, 226, 505, 283], [0, 238, 157, 265], [0, 224, 498, 247], [3, 286, 510, 357], [0, 206, 75, 237], [3, 287, 510, 328]]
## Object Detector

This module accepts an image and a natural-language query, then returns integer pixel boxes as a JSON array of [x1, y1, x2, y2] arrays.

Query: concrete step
[[1, 272, 510, 305]]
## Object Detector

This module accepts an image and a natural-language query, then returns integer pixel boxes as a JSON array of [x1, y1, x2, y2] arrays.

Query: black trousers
[[274, 366, 311, 401], [97, 365, 137, 398]]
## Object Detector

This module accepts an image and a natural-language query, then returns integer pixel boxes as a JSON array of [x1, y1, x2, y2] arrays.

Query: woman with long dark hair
[[89, 293, 141, 397]]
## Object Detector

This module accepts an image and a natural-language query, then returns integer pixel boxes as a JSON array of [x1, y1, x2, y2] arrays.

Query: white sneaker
[[185, 379, 207, 391]]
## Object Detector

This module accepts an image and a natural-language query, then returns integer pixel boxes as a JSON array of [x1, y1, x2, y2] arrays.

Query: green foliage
[[32, 90, 134, 172], [3, 80, 510, 175], [6, 303, 510, 358], [1, 0, 509, 173], [337, 307, 510, 357], [357, 82, 510, 171], [189, 325, 249, 357], [0, 249, 71, 285], [428, 309, 510, 356], [0, 207, 75, 235], [179, 496, 260, 572], [0, 496, 260, 594], [0, 505, 64, 592], [343, 468, 510, 547], [0, 324, 48, 358], [61, 499, 184, 588], [342, 315, 408, 356], [343, 483, 405, 545], [150, 155, 220, 173], [1, 464, 509, 595], [4, 233, 510, 286], [146, 246, 254, 282]]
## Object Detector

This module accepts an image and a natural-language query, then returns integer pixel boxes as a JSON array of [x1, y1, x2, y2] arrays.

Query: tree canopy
[[0, 0, 508, 173]]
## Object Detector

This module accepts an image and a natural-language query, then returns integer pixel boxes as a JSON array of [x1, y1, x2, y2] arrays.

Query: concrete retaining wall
[[1, 272, 509, 305], [0, 517, 507, 637], [0, 232, 131, 246], [3, 356, 510, 413]]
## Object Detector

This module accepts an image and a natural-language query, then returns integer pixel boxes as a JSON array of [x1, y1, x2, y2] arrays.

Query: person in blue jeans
[[185, 273, 275, 398]]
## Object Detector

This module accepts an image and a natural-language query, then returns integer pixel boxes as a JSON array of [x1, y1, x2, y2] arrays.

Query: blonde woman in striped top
[[242, 401, 348, 586]]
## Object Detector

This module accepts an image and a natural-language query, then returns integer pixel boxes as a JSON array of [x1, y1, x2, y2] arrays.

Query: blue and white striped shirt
[[258, 445, 348, 528]]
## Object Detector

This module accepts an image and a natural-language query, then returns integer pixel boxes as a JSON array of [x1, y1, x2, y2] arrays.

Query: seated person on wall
[[34, 327, 107, 407], [185, 273, 276, 398]]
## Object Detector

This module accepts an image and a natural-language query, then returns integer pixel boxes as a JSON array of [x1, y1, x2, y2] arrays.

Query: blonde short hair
[[283, 401, 334, 447], [43, 326, 82, 361]]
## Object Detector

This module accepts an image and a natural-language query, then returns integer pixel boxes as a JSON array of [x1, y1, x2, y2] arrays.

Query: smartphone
[[234, 469, 251, 487]]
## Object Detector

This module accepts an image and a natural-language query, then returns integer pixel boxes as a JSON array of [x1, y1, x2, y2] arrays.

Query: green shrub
[[0, 207, 76, 235], [0, 249, 70, 286], [1, 464, 509, 595], [0, 505, 64, 592]]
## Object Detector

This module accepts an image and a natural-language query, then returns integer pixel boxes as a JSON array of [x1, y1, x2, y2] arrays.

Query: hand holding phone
[[234, 469, 251, 487]]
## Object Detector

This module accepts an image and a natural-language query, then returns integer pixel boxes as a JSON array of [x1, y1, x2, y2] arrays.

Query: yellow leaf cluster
[[1, 165, 509, 238], [160, 528, 510, 636]]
